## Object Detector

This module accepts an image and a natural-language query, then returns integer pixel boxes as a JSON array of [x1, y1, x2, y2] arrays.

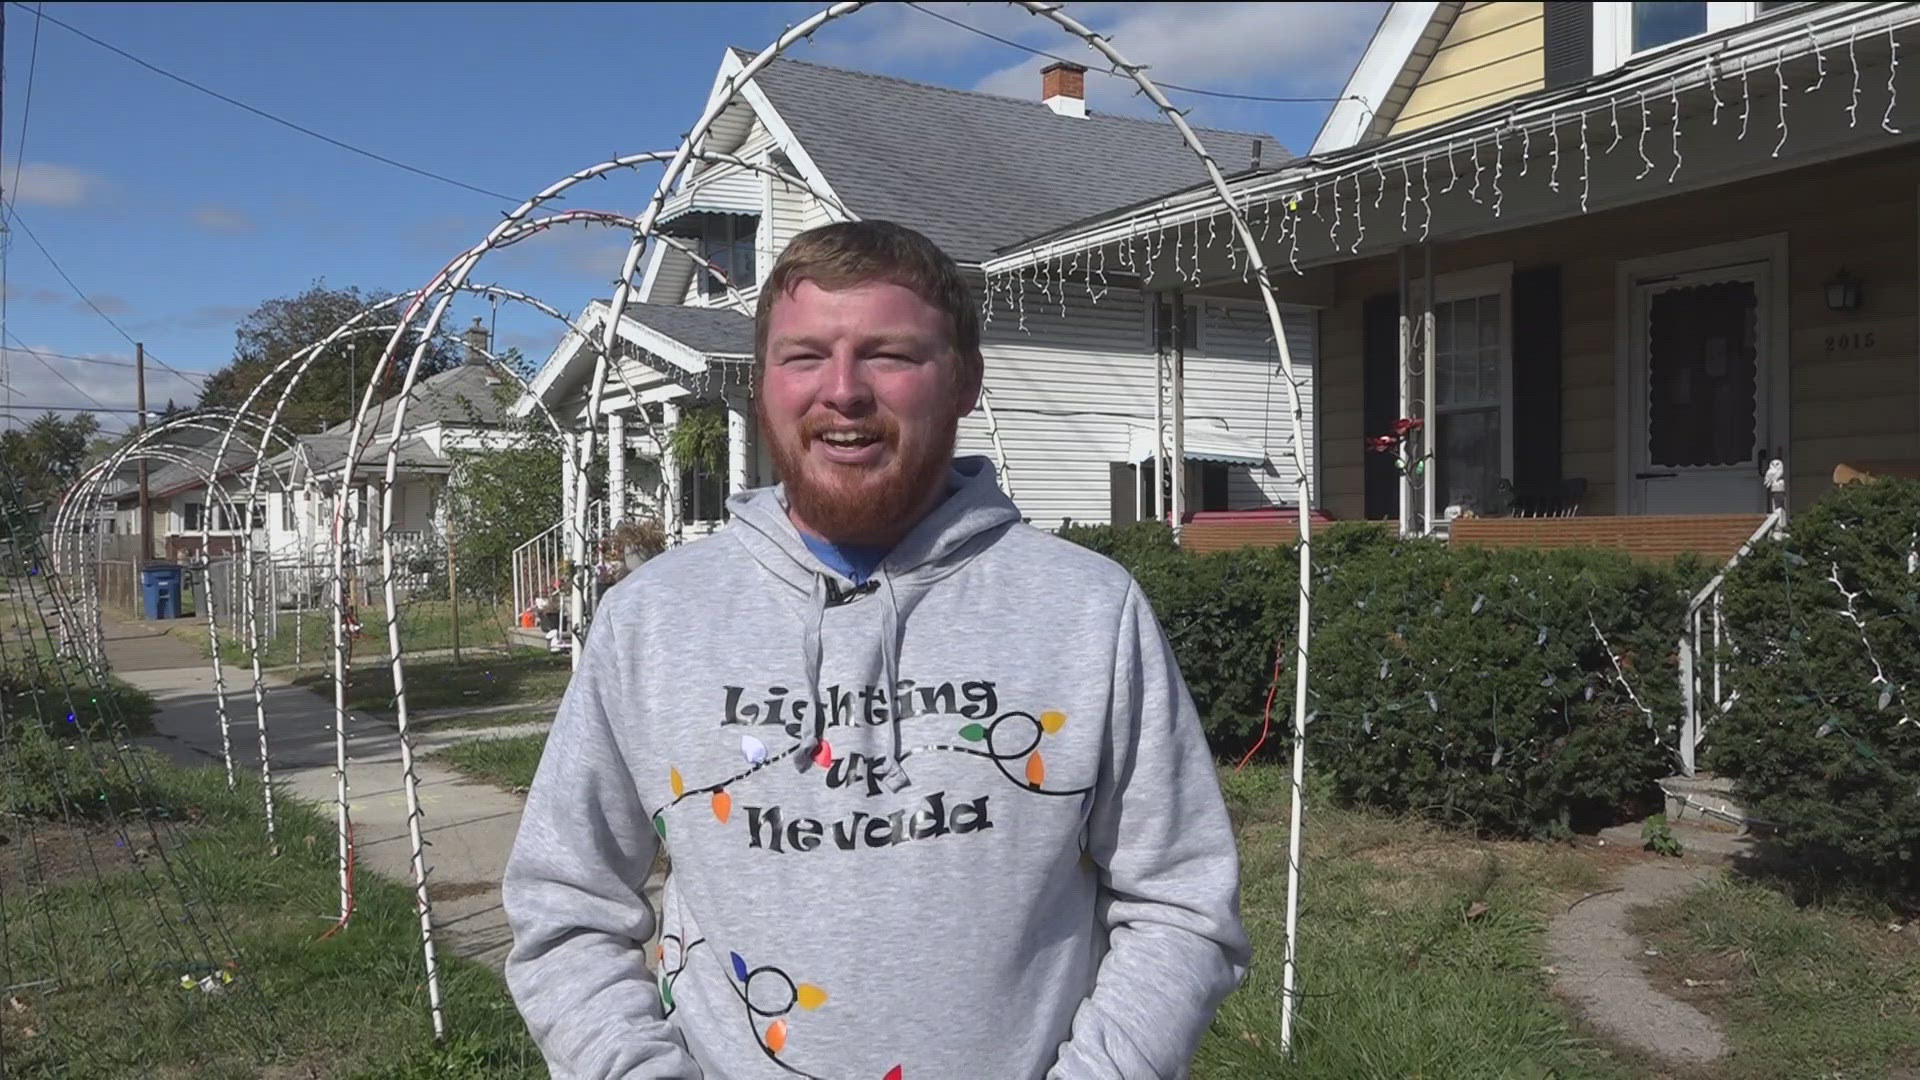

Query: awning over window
[[1122, 422, 1267, 466]]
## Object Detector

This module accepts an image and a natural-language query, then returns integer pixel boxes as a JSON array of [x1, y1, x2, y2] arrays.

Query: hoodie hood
[[723, 455, 1022, 790]]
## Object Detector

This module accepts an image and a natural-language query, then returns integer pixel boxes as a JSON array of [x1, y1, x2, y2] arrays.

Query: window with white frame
[[281, 492, 297, 532], [1432, 287, 1509, 519], [1592, 3, 1788, 72]]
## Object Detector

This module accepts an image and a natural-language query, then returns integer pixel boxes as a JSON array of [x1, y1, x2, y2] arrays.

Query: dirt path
[[1547, 859, 1729, 1069]]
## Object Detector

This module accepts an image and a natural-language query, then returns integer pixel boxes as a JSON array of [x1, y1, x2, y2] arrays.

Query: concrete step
[[1658, 773, 1770, 834]]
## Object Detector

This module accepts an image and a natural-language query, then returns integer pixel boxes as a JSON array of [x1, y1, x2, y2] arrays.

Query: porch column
[[1153, 298, 1167, 524], [607, 411, 627, 526], [726, 396, 751, 497], [1170, 290, 1187, 540], [661, 401, 683, 541], [1397, 248, 1412, 536]]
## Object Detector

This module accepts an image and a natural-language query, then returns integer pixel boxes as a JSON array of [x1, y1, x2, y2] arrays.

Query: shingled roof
[[739, 51, 1285, 263], [616, 301, 753, 358]]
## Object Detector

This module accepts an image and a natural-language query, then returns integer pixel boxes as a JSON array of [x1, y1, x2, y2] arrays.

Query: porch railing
[[1677, 506, 1786, 776], [510, 498, 605, 623]]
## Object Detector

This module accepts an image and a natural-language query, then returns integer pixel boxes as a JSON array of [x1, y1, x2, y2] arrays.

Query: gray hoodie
[[503, 456, 1250, 1079]]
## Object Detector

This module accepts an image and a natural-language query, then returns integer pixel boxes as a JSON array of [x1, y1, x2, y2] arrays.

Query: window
[[680, 466, 727, 523], [281, 493, 297, 532], [1593, 3, 1774, 72], [1150, 296, 1200, 353], [698, 215, 757, 300], [183, 503, 205, 532], [1433, 293, 1507, 518], [1632, 2, 1706, 52]]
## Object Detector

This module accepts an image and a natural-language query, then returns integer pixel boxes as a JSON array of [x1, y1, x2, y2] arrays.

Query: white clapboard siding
[[957, 283, 1317, 528], [1191, 302, 1317, 507], [768, 178, 815, 253], [679, 166, 761, 215]]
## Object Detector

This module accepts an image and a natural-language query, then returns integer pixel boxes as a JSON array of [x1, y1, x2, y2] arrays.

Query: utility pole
[[137, 342, 152, 564]]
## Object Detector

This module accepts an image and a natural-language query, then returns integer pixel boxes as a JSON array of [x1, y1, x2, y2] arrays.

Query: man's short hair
[[753, 220, 982, 394]]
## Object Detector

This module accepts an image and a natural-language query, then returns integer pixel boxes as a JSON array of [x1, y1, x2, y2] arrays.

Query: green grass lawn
[[432, 733, 547, 792], [1197, 765, 1633, 1078], [0, 746, 541, 1078], [294, 652, 573, 716], [185, 600, 522, 670], [1633, 877, 1920, 1080]]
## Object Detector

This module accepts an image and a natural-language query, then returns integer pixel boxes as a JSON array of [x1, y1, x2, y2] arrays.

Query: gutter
[[984, 1, 1912, 275]]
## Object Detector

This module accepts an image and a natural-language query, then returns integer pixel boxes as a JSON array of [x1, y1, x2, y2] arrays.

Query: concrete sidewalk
[[103, 617, 544, 971]]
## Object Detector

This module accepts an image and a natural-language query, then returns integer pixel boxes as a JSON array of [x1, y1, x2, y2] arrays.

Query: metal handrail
[[1677, 504, 1786, 776]]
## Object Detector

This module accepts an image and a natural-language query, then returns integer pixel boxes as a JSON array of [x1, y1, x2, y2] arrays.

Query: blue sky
[[1, 1, 1384, 429]]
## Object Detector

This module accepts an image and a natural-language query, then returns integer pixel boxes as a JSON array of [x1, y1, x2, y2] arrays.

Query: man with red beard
[[504, 221, 1248, 1079]]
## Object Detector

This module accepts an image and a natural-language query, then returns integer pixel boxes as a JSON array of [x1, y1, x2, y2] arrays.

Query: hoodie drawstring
[[877, 570, 912, 792], [798, 573, 828, 771], [796, 568, 913, 791]]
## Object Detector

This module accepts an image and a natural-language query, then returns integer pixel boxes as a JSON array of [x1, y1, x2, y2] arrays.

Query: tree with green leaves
[[195, 282, 460, 431], [0, 411, 102, 521]]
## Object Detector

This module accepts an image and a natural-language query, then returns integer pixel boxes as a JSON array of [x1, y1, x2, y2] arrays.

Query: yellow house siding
[[1391, 2, 1544, 137], [1314, 148, 1920, 521]]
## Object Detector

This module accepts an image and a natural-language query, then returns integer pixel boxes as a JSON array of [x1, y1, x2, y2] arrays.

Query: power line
[[4, 330, 114, 411], [6, 2, 43, 211], [5, 209, 204, 386], [0, 343, 209, 378], [902, 2, 1358, 105], [16, 3, 520, 204], [8, 211, 141, 346], [0, 401, 143, 414]]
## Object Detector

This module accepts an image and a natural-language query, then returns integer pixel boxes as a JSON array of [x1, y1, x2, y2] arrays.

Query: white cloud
[[1, 282, 134, 319], [800, 1, 1385, 136], [9, 162, 109, 208], [0, 345, 208, 429], [970, 2, 1386, 113], [191, 205, 256, 234]]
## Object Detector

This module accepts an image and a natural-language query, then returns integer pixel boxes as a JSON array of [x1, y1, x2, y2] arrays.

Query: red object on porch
[[1179, 508, 1339, 554]]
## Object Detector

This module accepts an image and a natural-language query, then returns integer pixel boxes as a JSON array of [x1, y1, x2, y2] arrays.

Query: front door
[[1629, 263, 1773, 514]]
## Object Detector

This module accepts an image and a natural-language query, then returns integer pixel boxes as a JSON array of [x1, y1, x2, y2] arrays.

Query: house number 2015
[[1826, 331, 1876, 352]]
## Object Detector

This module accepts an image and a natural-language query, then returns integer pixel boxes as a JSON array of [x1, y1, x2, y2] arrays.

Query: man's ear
[[956, 353, 984, 416]]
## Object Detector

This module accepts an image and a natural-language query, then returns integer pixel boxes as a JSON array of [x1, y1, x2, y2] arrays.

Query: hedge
[[1064, 521, 1704, 837], [1711, 477, 1920, 897]]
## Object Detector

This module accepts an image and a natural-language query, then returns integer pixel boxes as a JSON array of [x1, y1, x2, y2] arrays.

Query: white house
[[519, 49, 1320, 546]]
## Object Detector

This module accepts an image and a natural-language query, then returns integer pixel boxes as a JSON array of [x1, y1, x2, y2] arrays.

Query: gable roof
[[331, 362, 514, 439], [738, 50, 1285, 263]]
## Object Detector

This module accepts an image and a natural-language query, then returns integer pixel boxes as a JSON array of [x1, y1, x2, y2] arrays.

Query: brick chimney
[[1041, 61, 1086, 118], [463, 316, 490, 366]]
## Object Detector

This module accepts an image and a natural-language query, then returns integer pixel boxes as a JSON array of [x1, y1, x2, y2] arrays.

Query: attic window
[[698, 215, 757, 300]]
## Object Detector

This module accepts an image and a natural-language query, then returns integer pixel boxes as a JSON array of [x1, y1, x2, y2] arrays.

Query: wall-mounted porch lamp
[[1824, 268, 1862, 312]]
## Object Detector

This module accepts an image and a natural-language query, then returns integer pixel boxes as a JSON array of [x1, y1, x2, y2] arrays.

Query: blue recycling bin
[[140, 563, 183, 620]]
